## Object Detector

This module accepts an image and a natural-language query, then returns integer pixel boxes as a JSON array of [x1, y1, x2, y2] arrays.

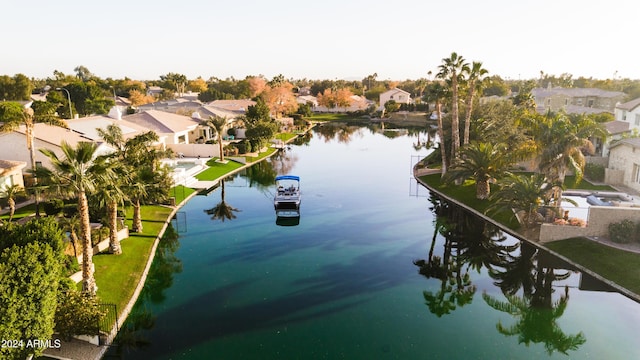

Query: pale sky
[[3, 0, 638, 81]]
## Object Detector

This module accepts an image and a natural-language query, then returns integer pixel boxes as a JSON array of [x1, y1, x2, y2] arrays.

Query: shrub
[[608, 219, 635, 243], [585, 163, 605, 182], [62, 203, 78, 218], [54, 290, 106, 341], [227, 128, 236, 137], [43, 199, 64, 216]]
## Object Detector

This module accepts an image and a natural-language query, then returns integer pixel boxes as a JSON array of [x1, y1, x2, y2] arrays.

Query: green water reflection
[[109, 125, 640, 360]]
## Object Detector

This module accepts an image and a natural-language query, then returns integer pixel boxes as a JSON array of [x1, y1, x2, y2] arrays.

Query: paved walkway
[[41, 335, 107, 360]]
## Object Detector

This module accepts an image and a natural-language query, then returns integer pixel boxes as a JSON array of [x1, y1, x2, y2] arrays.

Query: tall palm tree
[[443, 142, 512, 199], [424, 82, 449, 175], [437, 52, 469, 162], [38, 141, 112, 295], [462, 61, 488, 145], [0, 183, 26, 222], [202, 116, 228, 162], [59, 214, 81, 258], [92, 167, 128, 255], [524, 112, 606, 203], [0, 101, 68, 216]]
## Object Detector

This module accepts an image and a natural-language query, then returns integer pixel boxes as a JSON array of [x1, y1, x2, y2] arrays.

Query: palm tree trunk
[[451, 76, 460, 161], [436, 101, 447, 176], [132, 198, 143, 233], [463, 85, 476, 146], [476, 179, 490, 200], [26, 123, 41, 217], [69, 230, 79, 258], [218, 135, 225, 162], [78, 191, 97, 295], [8, 197, 15, 222], [108, 200, 122, 254]]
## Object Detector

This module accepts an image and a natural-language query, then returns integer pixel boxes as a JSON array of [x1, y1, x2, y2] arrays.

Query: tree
[[424, 82, 449, 175], [437, 52, 469, 161], [74, 65, 94, 82], [54, 290, 105, 341], [462, 61, 488, 145], [128, 89, 155, 106], [248, 76, 267, 98], [0, 184, 26, 222], [187, 77, 207, 93], [524, 112, 606, 202], [262, 82, 298, 117], [0, 73, 33, 100], [160, 72, 187, 97], [0, 101, 68, 216], [245, 98, 272, 124], [205, 180, 240, 222], [202, 116, 228, 162], [487, 173, 549, 227], [0, 218, 65, 360], [443, 142, 511, 199], [38, 141, 112, 294]]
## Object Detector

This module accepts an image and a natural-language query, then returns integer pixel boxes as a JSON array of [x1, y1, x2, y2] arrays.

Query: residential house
[[0, 123, 114, 174], [379, 88, 412, 108], [0, 159, 27, 189], [296, 95, 318, 109], [592, 120, 630, 157], [123, 110, 218, 158], [606, 138, 640, 193], [614, 97, 640, 132], [531, 86, 626, 114], [65, 111, 152, 143], [314, 95, 375, 113], [136, 98, 203, 115]]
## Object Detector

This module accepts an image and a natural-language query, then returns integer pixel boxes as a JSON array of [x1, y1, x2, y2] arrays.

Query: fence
[[99, 303, 119, 344]]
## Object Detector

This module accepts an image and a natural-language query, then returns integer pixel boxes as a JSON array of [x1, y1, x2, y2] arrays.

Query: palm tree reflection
[[205, 179, 241, 222]]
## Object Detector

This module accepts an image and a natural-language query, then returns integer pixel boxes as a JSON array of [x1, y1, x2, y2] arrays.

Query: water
[[110, 124, 640, 359]]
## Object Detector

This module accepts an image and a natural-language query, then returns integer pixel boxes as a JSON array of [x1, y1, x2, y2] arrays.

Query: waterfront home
[[531, 86, 626, 114], [379, 88, 412, 108], [0, 159, 27, 188], [606, 138, 640, 194], [614, 97, 640, 132]]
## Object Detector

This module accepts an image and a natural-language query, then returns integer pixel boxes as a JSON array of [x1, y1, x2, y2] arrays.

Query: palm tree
[[462, 61, 488, 145], [93, 168, 128, 255], [437, 52, 469, 162], [0, 101, 68, 216], [0, 183, 26, 222], [524, 112, 606, 203], [59, 214, 81, 258], [443, 142, 512, 199], [203, 116, 228, 162], [487, 173, 549, 227], [38, 141, 112, 295], [424, 82, 449, 175], [205, 180, 240, 222]]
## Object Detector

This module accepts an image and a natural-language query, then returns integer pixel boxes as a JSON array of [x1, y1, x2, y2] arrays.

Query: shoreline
[[412, 164, 640, 304]]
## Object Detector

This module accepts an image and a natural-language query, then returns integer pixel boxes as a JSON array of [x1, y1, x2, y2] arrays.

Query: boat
[[275, 209, 300, 226], [274, 175, 301, 209]]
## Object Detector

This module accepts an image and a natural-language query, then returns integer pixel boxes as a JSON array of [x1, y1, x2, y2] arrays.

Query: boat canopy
[[275, 175, 300, 182]]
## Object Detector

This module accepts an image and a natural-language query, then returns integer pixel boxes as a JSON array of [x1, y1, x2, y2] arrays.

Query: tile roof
[[0, 159, 27, 176], [610, 137, 640, 150], [123, 110, 199, 134], [66, 115, 149, 141], [615, 97, 640, 111], [14, 123, 94, 147], [604, 121, 630, 135], [532, 87, 625, 98]]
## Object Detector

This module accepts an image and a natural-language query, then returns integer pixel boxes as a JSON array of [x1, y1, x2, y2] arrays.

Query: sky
[[3, 0, 638, 82]]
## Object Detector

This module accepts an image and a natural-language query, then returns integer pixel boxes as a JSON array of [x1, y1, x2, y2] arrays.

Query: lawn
[[545, 237, 640, 296], [419, 173, 520, 229], [245, 147, 277, 162], [170, 185, 196, 205], [93, 205, 173, 329], [275, 132, 297, 142], [195, 158, 244, 181], [0, 203, 36, 221]]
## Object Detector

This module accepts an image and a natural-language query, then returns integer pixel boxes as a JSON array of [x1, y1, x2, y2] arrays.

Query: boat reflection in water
[[275, 208, 300, 226]]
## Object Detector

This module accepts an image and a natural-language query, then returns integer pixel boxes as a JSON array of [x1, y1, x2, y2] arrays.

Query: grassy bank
[[195, 158, 244, 181], [545, 237, 640, 296], [93, 205, 173, 325]]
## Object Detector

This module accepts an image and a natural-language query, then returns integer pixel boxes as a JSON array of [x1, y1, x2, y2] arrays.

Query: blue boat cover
[[275, 175, 300, 181]]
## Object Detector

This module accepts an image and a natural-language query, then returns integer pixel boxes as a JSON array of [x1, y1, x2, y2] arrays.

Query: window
[[178, 135, 186, 143], [623, 110, 627, 120], [635, 114, 640, 126], [565, 99, 569, 105], [634, 164, 640, 184]]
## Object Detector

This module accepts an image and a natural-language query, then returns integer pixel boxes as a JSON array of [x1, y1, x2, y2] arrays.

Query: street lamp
[[56, 87, 73, 119]]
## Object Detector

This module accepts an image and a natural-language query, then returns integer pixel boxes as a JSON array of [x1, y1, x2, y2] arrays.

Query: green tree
[[462, 61, 488, 145], [54, 290, 105, 341], [205, 180, 240, 222], [443, 142, 511, 199], [437, 52, 469, 162], [160, 72, 187, 96], [202, 116, 228, 162], [0, 184, 26, 222], [0, 218, 65, 360], [424, 82, 449, 174], [0, 101, 68, 216], [38, 142, 112, 294], [0, 73, 33, 100], [487, 173, 548, 227], [245, 97, 272, 124]]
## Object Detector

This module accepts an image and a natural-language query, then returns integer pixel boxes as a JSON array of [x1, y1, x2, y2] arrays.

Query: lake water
[[109, 124, 640, 359]]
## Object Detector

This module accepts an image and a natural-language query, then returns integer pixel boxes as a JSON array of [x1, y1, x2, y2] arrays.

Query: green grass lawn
[[419, 173, 520, 229], [275, 132, 297, 142], [564, 175, 617, 191], [93, 205, 173, 328], [310, 113, 359, 122], [245, 147, 277, 162], [195, 159, 244, 181], [170, 185, 196, 205], [0, 203, 36, 221], [545, 238, 640, 296]]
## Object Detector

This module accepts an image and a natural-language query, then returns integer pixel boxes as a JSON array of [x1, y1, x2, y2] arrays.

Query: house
[[0, 123, 114, 174], [297, 95, 318, 108], [0, 159, 27, 189], [606, 138, 640, 193], [614, 97, 640, 132], [136, 98, 203, 115], [592, 120, 631, 157], [65, 111, 151, 143], [379, 88, 412, 108], [531, 87, 626, 114], [123, 110, 200, 145]]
